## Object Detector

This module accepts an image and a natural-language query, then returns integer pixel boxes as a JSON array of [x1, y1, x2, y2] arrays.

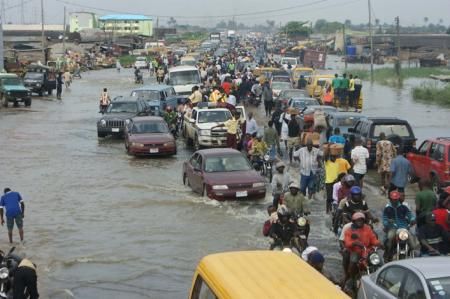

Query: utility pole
[[41, 0, 45, 63], [343, 24, 347, 71], [21, 0, 25, 24], [1, 0, 4, 24], [395, 16, 401, 76], [368, 0, 374, 81], [156, 17, 159, 46], [0, 1, 4, 71], [62, 6, 66, 54]]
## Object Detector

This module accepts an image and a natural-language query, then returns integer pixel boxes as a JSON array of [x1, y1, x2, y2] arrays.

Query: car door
[[190, 154, 204, 193], [430, 143, 445, 184], [372, 266, 408, 299], [165, 88, 178, 109], [398, 270, 427, 299], [186, 154, 200, 191], [411, 141, 431, 179]]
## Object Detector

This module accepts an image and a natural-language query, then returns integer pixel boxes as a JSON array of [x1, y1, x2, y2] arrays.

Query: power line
[[55, 0, 331, 19], [5, 0, 34, 11]]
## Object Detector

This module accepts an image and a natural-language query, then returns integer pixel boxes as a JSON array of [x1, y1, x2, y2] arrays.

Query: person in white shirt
[[245, 112, 258, 135], [351, 138, 370, 188], [227, 92, 236, 107]]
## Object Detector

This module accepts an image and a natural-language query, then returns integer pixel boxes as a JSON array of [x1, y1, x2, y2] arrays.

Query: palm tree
[[423, 17, 429, 24]]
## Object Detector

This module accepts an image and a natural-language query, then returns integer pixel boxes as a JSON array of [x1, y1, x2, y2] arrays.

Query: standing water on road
[[0, 68, 448, 298]]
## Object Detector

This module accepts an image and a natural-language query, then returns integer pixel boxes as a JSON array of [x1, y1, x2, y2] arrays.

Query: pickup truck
[[183, 105, 246, 150]]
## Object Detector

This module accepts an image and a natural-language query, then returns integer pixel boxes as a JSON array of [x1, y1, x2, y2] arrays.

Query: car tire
[[13, 101, 19, 107], [194, 135, 201, 151], [48, 89, 52, 95], [202, 184, 208, 199], [1, 94, 7, 108], [97, 132, 106, 138], [24, 98, 32, 107], [183, 173, 190, 186]]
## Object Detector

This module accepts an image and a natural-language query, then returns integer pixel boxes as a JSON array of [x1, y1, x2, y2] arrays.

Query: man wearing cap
[[283, 183, 310, 216], [296, 139, 321, 200], [383, 190, 418, 261], [271, 162, 291, 209]]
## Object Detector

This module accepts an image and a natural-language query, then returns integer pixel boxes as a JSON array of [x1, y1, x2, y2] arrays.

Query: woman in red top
[[433, 192, 449, 232]]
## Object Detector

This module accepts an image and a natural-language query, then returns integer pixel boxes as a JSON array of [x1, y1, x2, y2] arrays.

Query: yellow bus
[[189, 251, 349, 299], [306, 74, 334, 99], [292, 67, 314, 84]]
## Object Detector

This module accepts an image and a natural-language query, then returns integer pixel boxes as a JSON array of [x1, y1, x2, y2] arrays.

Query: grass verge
[[412, 83, 450, 106]]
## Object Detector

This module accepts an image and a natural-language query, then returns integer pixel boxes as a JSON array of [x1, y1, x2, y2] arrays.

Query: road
[[0, 67, 448, 299]]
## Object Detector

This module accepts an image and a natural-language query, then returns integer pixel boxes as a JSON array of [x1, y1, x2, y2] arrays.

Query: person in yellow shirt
[[209, 87, 227, 103], [249, 135, 268, 170], [348, 74, 356, 111], [324, 155, 340, 214], [213, 111, 240, 149], [188, 86, 203, 106], [336, 156, 351, 174]]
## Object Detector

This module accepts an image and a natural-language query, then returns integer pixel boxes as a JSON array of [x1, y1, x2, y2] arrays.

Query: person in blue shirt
[[328, 128, 346, 145], [0, 188, 25, 244], [389, 148, 413, 195], [383, 190, 418, 261]]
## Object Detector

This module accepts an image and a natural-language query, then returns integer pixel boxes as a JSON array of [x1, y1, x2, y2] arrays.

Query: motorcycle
[[291, 212, 310, 252], [270, 237, 302, 255], [249, 92, 261, 107], [261, 151, 273, 182], [0, 247, 22, 299], [135, 73, 144, 84], [392, 228, 415, 260]]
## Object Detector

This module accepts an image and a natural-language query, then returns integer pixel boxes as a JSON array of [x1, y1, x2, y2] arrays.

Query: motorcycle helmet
[[389, 190, 401, 201], [275, 162, 285, 170], [344, 174, 355, 183], [289, 182, 300, 190], [351, 212, 366, 221], [350, 186, 362, 195]]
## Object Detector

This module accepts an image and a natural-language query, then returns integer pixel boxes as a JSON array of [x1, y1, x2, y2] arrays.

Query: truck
[[0, 73, 32, 107], [210, 32, 221, 42], [23, 64, 57, 96], [182, 104, 246, 150], [166, 66, 201, 96], [303, 49, 327, 69]]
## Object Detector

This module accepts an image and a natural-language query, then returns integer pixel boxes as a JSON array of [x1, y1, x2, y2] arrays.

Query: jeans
[[384, 228, 419, 257], [300, 172, 316, 196], [268, 144, 276, 160]]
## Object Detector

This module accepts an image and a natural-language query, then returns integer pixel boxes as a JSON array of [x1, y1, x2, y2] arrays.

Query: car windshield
[[24, 73, 44, 80], [292, 99, 318, 108], [181, 60, 196, 66], [136, 57, 146, 61], [335, 116, 362, 127], [317, 79, 329, 87], [107, 102, 138, 113], [131, 90, 160, 100], [132, 121, 168, 134], [272, 76, 291, 82], [204, 155, 252, 173], [281, 90, 305, 98], [427, 277, 450, 299], [281, 58, 297, 64], [272, 82, 291, 90], [169, 70, 200, 85], [294, 70, 313, 77], [373, 124, 412, 137], [198, 110, 231, 123], [1, 78, 22, 85]]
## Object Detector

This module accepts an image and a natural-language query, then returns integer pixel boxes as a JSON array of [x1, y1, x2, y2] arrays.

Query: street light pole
[[0, 5, 4, 71], [41, 0, 45, 63], [368, 0, 374, 81]]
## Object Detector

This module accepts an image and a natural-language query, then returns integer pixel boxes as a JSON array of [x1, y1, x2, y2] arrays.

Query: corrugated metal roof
[[99, 14, 152, 21]]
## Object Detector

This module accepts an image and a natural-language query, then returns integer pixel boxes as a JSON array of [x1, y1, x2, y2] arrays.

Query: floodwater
[[0, 67, 448, 299]]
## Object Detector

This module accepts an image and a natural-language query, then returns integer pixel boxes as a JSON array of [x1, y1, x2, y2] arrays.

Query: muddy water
[[0, 67, 448, 299]]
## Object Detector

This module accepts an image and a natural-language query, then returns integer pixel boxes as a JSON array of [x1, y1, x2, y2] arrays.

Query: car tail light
[[367, 140, 372, 149]]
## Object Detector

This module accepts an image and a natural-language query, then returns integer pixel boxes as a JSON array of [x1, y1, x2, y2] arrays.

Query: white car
[[134, 57, 148, 69]]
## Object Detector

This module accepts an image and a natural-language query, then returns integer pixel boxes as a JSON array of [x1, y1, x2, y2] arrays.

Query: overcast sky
[[5, 0, 450, 27]]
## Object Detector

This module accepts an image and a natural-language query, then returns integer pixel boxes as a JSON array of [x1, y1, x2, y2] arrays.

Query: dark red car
[[407, 137, 450, 192], [125, 116, 176, 156], [182, 148, 266, 201]]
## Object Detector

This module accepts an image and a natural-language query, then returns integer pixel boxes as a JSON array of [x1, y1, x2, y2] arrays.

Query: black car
[[97, 98, 150, 138], [348, 117, 416, 166], [23, 64, 57, 96]]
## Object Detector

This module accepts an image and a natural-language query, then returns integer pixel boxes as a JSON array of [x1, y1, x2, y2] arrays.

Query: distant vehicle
[[189, 251, 349, 299], [301, 105, 337, 116], [306, 74, 334, 99], [23, 63, 57, 96], [210, 32, 221, 41], [348, 117, 416, 167], [276, 89, 308, 107], [292, 67, 314, 84], [134, 56, 148, 69], [287, 97, 320, 111], [97, 98, 149, 138], [327, 112, 368, 136], [303, 49, 327, 69], [407, 137, 450, 192], [130, 85, 178, 115], [280, 57, 299, 69], [166, 66, 201, 96], [0, 73, 32, 107], [180, 57, 197, 66], [271, 81, 293, 98], [357, 257, 450, 299], [124, 116, 176, 156], [182, 149, 266, 200]]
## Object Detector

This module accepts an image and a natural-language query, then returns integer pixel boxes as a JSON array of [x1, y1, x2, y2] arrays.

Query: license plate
[[111, 128, 119, 132], [150, 148, 159, 153], [236, 191, 248, 197]]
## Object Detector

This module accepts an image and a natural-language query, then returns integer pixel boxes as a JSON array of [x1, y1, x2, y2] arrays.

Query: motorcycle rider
[[271, 162, 291, 209], [13, 258, 39, 299], [382, 190, 418, 261], [342, 212, 381, 287], [163, 106, 177, 137], [156, 68, 165, 84], [342, 186, 377, 223], [269, 206, 300, 252], [248, 134, 268, 170], [418, 212, 450, 256], [134, 67, 143, 83], [283, 182, 310, 216]]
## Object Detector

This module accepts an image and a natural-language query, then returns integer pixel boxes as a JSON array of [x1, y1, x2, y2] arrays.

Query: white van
[[166, 66, 201, 96]]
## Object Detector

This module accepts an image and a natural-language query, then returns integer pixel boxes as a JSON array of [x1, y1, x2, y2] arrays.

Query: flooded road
[[0, 68, 448, 298]]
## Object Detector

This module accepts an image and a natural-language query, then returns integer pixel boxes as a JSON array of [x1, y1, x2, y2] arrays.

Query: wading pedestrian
[[0, 188, 25, 244]]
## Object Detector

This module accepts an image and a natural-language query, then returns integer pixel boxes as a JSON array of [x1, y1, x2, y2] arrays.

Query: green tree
[[282, 21, 311, 38], [216, 20, 227, 28], [344, 19, 352, 27], [423, 17, 429, 24]]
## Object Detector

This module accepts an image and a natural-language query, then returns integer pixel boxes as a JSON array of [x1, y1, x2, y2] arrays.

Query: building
[[69, 12, 99, 33], [99, 14, 153, 37]]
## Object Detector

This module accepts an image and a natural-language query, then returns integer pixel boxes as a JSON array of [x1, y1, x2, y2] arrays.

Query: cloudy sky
[[4, 0, 450, 27]]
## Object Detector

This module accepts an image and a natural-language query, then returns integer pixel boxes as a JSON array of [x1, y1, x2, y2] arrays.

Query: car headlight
[[100, 119, 106, 126], [27, 91, 32, 96], [264, 154, 270, 161], [7, 91, 11, 95], [0, 267, 9, 280], [36, 83, 41, 87], [163, 142, 175, 147], [397, 229, 409, 241], [369, 253, 381, 265], [297, 217, 307, 227], [212, 185, 228, 190], [252, 182, 265, 188], [125, 119, 131, 125], [131, 142, 144, 147], [200, 130, 211, 136]]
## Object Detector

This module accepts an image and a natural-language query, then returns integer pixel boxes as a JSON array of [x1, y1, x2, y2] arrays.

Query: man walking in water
[[99, 88, 111, 113], [0, 188, 25, 244]]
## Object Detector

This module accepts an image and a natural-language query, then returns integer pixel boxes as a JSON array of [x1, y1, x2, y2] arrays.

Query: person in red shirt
[[342, 212, 380, 287], [221, 77, 232, 96], [433, 190, 450, 232]]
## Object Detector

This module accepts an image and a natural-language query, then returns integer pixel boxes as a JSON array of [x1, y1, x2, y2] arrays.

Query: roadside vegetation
[[118, 55, 136, 66], [412, 83, 450, 106], [352, 67, 450, 87]]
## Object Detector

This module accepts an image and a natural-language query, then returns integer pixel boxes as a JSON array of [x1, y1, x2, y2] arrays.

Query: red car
[[182, 148, 266, 201], [125, 116, 176, 156], [407, 137, 450, 192]]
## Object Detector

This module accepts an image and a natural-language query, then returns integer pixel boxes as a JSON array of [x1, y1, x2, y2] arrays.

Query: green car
[[0, 73, 32, 107]]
